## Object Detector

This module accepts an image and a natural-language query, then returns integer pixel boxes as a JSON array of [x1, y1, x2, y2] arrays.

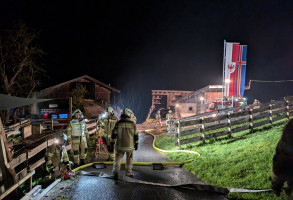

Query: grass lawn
[[156, 120, 290, 199]]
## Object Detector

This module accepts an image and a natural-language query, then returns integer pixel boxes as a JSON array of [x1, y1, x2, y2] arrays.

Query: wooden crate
[[22, 125, 32, 138], [32, 124, 42, 135]]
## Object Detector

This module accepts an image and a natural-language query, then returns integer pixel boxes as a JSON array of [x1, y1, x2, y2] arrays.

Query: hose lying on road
[[72, 160, 191, 172], [144, 129, 201, 158]]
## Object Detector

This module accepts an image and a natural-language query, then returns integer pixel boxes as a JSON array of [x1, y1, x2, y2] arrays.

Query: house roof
[[175, 85, 223, 103], [40, 75, 120, 93]]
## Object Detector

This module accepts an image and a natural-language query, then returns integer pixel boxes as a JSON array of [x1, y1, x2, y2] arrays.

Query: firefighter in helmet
[[253, 99, 260, 109], [166, 110, 173, 130], [112, 108, 139, 180], [271, 119, 293, 199], [46, 133, 74, 180], [67, 109, 89, 167], [98, 107, 119, 161], [154, 110, 162, 128]]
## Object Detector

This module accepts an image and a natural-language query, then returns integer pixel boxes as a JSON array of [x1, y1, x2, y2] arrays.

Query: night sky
[[1, 0, 293, 122]]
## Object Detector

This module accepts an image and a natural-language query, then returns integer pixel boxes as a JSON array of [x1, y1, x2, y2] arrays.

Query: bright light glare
[[225, 79, 231, 83], [176, 104, 179, 107], [243, 98, 247, 101], [99, 112, 108, 119], [212, 114, 217, 117], [200, 97, 204, 101], [55, 139, 59, 144]]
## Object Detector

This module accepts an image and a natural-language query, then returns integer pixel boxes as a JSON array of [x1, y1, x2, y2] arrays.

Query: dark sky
[[1, 0, 293, 121]]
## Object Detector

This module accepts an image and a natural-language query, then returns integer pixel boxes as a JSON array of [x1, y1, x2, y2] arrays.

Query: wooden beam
[[0, 170, 35, 200], [7, 120, 27, 129], [69, 97, 72, 120], [29, 158, 45, 171], [9, 139, 54, 169], [0, 120, 12, 162], [181, 127, 201, 137], [34, 178, 61, 200], [20, 185, 42, 200], [6, 129, 21, 137]]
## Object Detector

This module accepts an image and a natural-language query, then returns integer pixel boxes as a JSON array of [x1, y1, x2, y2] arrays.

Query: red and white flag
[[224, 42, 239, 96]]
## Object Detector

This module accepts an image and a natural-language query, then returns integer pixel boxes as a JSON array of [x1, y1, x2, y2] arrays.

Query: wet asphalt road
[[70, 132, 228, 200]]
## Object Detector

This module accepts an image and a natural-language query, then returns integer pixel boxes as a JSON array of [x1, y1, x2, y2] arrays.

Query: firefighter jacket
[[131, 115, 137, 123], [166, 113, 172, 121], [46, 144, 69, 171], [155, 113, 161, 120], [273, 119, 293, 178], [98, 115, 119, 140], [67, 119, 88, 141], [111, 116, 138, 152]]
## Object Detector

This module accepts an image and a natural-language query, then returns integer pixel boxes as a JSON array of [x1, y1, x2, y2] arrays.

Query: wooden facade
[[151, 90, 193, 111], [34, 75, 120, 114]]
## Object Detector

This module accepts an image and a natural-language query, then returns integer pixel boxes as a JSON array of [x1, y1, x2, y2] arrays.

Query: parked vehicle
[[206, 98, 247, 115]]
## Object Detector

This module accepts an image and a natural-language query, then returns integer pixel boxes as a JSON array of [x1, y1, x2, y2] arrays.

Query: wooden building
[[34, 75, 120, 115], [174, 85, 223, 118], [151, 90, 193, 111]]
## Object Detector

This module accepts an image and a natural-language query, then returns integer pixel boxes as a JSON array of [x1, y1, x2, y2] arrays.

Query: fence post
[[286, 100, 290, 121], [51, 118, 54, 130], [249, 109, 254, 133], [227, 112, 232, 138], [176, 121, 181, 148], [269, 104, 273, 126], [200, 117, 206, 143]]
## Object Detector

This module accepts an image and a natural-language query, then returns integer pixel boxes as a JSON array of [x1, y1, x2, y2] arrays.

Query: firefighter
[[98, 107, 119, 161], [67, 109, 89, 167], [112, 108, 139, 180], [154, 110, 162, 128], [166, 110, 173, 130], [253, 99, 260, 109], [271, 119, 293, 199], [46, 133, 74, 180]]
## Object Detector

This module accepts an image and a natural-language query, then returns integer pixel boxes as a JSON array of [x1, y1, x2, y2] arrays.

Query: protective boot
[[80, 159, 86, 166], [73, 163, 79, 168], [113, 173, 119, 180], [126, 170, 134, 177]]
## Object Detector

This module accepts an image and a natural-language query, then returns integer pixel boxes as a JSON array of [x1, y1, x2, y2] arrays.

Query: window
[[189, 107, 193, 111], [51, 114, 58, 119], [59, 114, 68, 119]]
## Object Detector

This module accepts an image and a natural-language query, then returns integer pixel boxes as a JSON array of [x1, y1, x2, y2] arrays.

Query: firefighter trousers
[[104, 134, 115, 161], [72, 136, 88, 165], [112, 150, 133, 174]]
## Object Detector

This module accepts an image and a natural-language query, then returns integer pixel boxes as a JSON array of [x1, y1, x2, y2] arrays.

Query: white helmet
[[123, 108, 132, 118]]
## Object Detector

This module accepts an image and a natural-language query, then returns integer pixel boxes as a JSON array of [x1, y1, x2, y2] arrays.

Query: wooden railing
[[173, 97, 292, 147], [0, 117, 98, 199]]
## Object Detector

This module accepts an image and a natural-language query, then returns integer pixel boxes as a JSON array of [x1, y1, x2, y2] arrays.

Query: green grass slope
[[156, 121, 289, 199]]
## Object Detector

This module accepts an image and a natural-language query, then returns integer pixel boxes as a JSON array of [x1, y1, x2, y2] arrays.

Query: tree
[[71, 84, 88, 112], [0, 22, 45, 123]]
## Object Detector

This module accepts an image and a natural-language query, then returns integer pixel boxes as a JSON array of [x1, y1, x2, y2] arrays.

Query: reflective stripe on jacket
[[67, 119, 88, 139]]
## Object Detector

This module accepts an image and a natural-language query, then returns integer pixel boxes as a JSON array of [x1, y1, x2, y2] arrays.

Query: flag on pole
[[224, 42, 239, 96], [236, 45, 247, 96]]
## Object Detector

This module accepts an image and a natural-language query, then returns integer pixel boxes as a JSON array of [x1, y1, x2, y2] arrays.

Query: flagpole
[[222, 40, 226, 108]]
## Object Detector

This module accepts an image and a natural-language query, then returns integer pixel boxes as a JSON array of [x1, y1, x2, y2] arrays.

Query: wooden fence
[[0, 117, 98, 199], [174, 97, 293, 147]]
